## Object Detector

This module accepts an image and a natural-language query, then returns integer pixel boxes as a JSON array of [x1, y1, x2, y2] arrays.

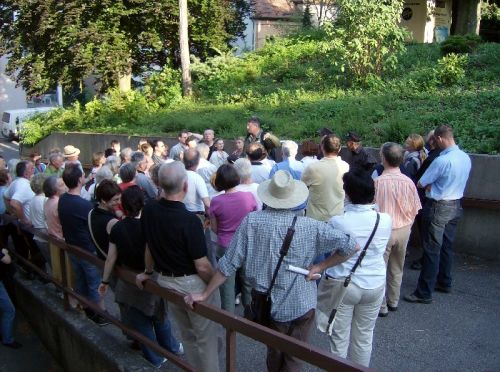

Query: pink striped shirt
[[374, 168, 421, 229]]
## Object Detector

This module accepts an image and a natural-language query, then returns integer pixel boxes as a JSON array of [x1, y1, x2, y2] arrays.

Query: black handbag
[[244, 216, 298, 326]]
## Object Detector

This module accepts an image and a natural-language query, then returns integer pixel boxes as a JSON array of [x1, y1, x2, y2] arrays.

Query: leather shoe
[[388, 305, 398, 312], [404, 293, 432, 304], [378, 311, 389, 318], [435, 285, 452, 293]]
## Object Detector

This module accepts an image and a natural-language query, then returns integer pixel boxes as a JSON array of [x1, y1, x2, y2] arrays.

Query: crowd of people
[[0, 118, 471, 371]]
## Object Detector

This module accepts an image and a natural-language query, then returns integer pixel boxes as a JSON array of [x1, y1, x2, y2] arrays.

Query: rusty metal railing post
[[58, 246, 69, 311], [226, 327, 236, 372]]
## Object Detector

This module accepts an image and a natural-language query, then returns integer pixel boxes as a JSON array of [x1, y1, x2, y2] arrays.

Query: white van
[[1, 107, 56, 140]]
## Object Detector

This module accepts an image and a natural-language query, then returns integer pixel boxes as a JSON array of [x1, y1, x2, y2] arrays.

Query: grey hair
[[49, 152, 64, 164], [196, 143, 210, 160], [233, 158, 252, 182], [159, 161, 187, 195], [119, 163, 136, 183], [131, 151, 145, 165], [95, 165, 114, 184], [281, 140, 298, 159], [381, 142, 403, 167], [30, 173, 47, 194], [120, 147, 133, 163], [43, 175, 59, 198], [105, 156, 120, 174]]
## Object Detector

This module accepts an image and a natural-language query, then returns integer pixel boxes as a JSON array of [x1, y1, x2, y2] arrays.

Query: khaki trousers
[[329, 282, 385, 367], [157, 274, 221, 372], [381, 224, 412, 312]]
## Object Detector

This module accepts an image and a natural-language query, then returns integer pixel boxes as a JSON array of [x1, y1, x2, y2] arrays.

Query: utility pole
[[179, 0, 192, 96]]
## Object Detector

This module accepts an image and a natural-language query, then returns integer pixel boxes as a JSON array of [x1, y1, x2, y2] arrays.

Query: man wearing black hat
[[343, 131, 377, 172]]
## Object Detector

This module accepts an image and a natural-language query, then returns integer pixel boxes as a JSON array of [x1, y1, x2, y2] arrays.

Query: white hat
[[63, 145, 80, 157], [257, 170, 309, 209]]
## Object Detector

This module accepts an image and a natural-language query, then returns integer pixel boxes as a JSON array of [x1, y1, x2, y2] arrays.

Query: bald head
[[183, 149, 200, 170], [159, 161, 187, 196]]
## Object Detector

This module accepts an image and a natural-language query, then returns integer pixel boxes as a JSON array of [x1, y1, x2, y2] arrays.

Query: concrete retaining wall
[[13, 276, 156, 372], [22, 132, 500, 261]]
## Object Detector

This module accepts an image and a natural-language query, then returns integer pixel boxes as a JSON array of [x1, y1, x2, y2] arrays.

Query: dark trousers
[[415, 199, 462, 299], [266, 309, 315, 372], [8, 223, 46, 272]]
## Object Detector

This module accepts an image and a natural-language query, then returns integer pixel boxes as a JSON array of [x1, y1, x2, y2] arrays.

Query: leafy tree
[[326, 0, 409, 84], [0, 0, 251, 96]]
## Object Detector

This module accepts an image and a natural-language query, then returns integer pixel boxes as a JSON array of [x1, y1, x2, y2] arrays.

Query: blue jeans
[[126, 306, 181, 367], [415, 199, 463, 299], [0, 282, 15, 344], [69, 254, 101, 304]]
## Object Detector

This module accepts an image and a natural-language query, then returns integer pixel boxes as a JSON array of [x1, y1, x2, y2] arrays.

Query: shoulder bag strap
[[325, 212, 380, 333], [266, 215, 298, 297], [88, 209, 107, 258], [343, 212, 380, 288]]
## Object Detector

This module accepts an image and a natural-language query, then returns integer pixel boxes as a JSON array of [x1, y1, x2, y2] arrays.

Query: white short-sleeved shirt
[[183, 170, 209, 212], [29, 194, 48, 242], [326, 204, 392, 289], [197, 158, 217, 196], [4, 177, 35, 219], [251, 164, 270, 184]]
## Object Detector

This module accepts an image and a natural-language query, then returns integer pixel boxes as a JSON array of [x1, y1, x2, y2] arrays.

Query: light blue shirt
[[419, 145, 471, 200]]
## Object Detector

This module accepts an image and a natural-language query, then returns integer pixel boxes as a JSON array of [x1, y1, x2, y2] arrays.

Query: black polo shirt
[[109, 217, 146, 272], [141, 199, 206, 275]]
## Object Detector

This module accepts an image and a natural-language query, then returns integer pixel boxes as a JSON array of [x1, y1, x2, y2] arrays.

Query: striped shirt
[[374, 168, 421, 229], [218, 208, 357, 322]]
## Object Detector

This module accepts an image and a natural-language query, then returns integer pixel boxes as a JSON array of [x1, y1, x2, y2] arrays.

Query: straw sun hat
[[63, 145, 80, 157], [257, 170, 309, 209]]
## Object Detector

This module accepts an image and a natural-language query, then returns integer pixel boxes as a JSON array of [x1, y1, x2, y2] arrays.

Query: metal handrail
[[2, 214, 369, 372]]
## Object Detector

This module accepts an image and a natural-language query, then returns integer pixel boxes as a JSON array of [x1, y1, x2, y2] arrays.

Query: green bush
[[21, 33, 500, 154], [436, 53, 468, 86], [142, 67, 182, 109], [440, 34, 482, 55]]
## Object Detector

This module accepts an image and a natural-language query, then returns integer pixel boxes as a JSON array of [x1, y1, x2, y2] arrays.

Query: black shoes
[[2, 341, 22, 349], [435, 285, 452, 293], [404, 293, 433, 304], [388, 305, 398, 312], [378, 311, 389, 318], [84, 308, 110, 326]]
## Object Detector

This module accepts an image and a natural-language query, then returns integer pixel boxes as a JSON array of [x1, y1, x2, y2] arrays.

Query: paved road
[[0, 137, 20, 161]]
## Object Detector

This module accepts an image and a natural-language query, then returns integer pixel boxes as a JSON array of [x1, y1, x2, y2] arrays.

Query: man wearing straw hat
[[185, 170, 359, 372]]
